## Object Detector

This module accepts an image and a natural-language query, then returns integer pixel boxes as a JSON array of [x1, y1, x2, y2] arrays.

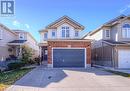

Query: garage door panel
[[118, 50, 130, 68], [53, 49, 85, 68]]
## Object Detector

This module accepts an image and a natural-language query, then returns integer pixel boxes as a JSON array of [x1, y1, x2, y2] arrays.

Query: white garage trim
[[51, 47, 87, 68]]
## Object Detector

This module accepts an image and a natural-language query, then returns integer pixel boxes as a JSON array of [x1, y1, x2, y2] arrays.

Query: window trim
[[66, 29, 70, 38], [19, 33, 25, 40], [105, 29, 110, 38], [52, 30, 56, 38], [75, 30, 79, 37], [44, 32, 48, 40], [61, 26, 70, 38], [122, 24, 130, 38]]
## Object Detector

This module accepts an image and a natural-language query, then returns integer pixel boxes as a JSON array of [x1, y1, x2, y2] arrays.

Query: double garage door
[[53, 48, 86, 68], [118, 49, 130, 68]]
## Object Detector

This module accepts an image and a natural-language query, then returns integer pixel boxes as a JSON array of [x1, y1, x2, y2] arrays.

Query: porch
[[7, 40, 27, 60]]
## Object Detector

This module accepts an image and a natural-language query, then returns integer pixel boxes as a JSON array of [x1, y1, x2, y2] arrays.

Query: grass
[[0, 68, 33, 91], [105, 70, 130, 77]]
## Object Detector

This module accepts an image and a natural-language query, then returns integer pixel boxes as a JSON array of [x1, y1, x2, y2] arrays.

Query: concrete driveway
[[6, 67, 130, 91]]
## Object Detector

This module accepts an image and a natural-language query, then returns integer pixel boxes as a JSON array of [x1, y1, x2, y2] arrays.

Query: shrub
[[21, 46, 33, 64], [34, 57, 40, 65], [7, 62, 25, 70]]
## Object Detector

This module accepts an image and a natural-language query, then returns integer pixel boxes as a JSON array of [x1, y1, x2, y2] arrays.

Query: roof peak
[[45, 15, 84, 30]]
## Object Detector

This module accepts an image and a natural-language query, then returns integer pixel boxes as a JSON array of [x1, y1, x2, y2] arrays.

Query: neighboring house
[[11, 30, 39, 59], [0, 24, 39, 61], [83, 15, 130, 68], [0, 24, 17, 61], [39, 16, 91, 68]]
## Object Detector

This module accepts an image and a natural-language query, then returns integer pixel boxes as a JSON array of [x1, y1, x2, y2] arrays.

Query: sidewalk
[[94, 65, 130, 74]]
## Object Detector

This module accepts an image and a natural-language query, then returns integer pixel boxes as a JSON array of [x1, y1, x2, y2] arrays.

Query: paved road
[[6, 67, 130, 91]]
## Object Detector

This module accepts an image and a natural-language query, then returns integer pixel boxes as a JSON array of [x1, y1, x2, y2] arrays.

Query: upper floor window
[[19, 33, 25, 40], [52, 30, 56, 37], [62, 26, 70, 38], [44, 32, 48, 40], [0, 30, 3, 40], [122, 24, 130, 38], [75, 31, 79, 37], [66, 30, 70, 37], [105, 30, 110, 38], [62, 30, 65, 37]]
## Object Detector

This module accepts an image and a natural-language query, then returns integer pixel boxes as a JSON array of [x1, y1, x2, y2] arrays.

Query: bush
[[21, 46, 33, 64], [7, 62, 25, 70], [34, 57, 40, 65]]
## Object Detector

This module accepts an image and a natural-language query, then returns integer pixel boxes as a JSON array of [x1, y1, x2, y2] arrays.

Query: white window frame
[[52, 30, 56, 38], [75, 30, 79, 37], [44, 32, 48, 40], [61, 26, 70, 38], [122, 24, 130, 38], [0, 30, 3, 40], [105, 29, 110, 38], [19, 33, 25, 40]]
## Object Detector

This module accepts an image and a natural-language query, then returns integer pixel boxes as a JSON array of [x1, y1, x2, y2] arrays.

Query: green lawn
[[0, 68, 33, 90]]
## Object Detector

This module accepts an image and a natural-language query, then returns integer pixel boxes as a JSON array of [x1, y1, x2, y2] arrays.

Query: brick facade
[[47, 41, 91, 67]]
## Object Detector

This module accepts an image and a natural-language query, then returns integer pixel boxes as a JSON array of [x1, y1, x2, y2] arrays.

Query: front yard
[[0, 68, 33, 91]]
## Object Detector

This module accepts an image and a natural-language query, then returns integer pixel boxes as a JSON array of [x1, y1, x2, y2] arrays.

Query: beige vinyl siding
[[26, 33, 39, 58], [0, 27, 16, 61], [89, 29, 103, 41]]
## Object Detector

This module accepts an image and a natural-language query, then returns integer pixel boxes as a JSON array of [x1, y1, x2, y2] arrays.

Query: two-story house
[[0, 23, 17, 61], [83, 15, 130, 68], [9, 30, 39, 59], [39, 16, 91, 68], [0, 23, 39, 61]]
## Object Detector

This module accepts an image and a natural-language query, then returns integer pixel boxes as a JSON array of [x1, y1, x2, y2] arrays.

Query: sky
[[0, 0, 130, 42]]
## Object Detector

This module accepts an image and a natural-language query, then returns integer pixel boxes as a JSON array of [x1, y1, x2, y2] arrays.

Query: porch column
[[19, 45, 22, 58], [39, 46, 42, 64]]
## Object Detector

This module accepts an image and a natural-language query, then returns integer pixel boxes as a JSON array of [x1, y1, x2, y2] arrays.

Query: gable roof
[[82, 15, 127, 38], [0, 23, 17, 35], [13, 29, 37, 43], [39, 16, 84, 32]]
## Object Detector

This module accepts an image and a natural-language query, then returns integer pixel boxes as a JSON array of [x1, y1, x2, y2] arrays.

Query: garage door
[[118, 49, 130, 68], [53, 49, 85, 68]]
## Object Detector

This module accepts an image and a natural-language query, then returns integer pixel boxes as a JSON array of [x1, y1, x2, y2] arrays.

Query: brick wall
[[47, 41, 91, 65]]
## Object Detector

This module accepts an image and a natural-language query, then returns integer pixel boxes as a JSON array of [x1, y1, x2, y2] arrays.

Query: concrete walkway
[[94, 65, 130, 74], [6, 67, 130, 91]]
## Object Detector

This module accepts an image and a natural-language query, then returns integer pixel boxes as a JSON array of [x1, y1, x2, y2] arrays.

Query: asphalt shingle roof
[[8, 40, 27, 43]]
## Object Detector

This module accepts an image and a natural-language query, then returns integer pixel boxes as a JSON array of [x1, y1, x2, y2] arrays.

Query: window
[[0, 30, 3, 40], [62, 30, 65, 37], [105, 30, 110, 38], [66, 30, 70, 37], [52, 30, 56, 37], [122, 24, 130, 38], [19, 33, 25, 40], [75, 31, 79, 37], [62, 27, 65, 29], [44, 32, 48, 39], [61, 26, 70, 38]]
